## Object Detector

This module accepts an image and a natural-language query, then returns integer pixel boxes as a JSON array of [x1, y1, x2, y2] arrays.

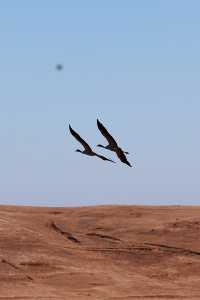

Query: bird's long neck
[[97, 144, 106, 149], [76, 149, 83, 153]]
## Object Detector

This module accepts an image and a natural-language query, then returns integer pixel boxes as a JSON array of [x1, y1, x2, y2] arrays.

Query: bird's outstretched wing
[[116, 148, 132, 167], [95, 153, 116, 163], [69, 125, 92, 152], [97, 119, 118, 147]]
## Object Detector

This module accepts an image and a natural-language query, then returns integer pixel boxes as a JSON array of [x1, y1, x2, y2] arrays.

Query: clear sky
[[0, 1, 200, 206]]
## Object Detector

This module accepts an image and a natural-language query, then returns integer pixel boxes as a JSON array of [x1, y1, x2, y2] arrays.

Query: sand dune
[[0, 205, 200, 299]]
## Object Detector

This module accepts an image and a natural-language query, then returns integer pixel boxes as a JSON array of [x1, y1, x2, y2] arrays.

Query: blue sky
[[0, 1, 200, 206]]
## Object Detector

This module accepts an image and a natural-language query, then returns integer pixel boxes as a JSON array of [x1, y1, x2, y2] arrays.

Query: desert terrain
[[0, 205, 200, 299]]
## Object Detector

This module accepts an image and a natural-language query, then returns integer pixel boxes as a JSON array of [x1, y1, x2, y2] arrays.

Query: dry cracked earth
[[0, 205, 200, 300]]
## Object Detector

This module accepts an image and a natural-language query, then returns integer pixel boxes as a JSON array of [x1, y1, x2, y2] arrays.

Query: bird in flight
[[56, 64, 63, 71], [69, 125, 115, 163], [96, 119, 132, 167]]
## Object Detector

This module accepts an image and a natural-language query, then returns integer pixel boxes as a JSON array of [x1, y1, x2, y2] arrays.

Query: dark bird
[[96, 119, 132, 167], [69, 125, 115, 163], [56, 64, 63, 71]]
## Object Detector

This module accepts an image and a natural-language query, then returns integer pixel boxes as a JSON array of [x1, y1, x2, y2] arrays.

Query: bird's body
[[97, 144, 129, 154], [69, 125, 115, 163], [97, 119, 132, 167]]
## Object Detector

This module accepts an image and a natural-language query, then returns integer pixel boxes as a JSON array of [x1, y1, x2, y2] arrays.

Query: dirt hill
[[0, 205, 200, 299]]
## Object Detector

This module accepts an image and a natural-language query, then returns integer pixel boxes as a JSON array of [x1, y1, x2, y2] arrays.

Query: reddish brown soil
[[0, 205, 200, 299]]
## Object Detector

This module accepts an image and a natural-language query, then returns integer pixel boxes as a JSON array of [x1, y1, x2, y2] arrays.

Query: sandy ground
[[0, 205, 200, 299]]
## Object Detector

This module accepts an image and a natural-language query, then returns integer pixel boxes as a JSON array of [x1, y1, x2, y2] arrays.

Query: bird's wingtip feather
[[69, 124, 73, 133]]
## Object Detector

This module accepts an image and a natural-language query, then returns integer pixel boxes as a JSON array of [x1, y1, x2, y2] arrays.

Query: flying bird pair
[[69, 119, 132, 167]]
